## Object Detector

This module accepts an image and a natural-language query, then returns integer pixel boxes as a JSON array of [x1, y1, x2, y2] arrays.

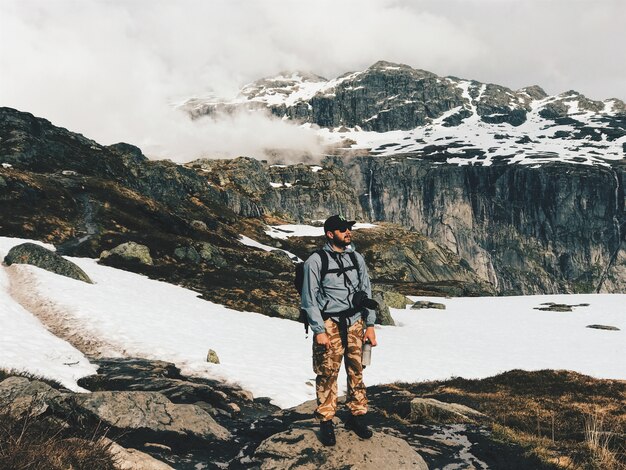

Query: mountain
[[184, 60, 626, 167], [0, 106, 489, 318], [178, 61, 626, 294]]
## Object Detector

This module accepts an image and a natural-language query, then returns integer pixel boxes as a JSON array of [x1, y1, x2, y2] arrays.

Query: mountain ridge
[[183, 60, 626, 168]]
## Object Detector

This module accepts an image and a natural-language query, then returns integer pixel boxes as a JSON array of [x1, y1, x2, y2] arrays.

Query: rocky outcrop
[[100, 241, 153, 265], [104, 439, 174, 470], [410, 397, 487, 422], [4, 242, 92, 283], [0, 376, 65, 419], [72, 391, 232, 442], [202, 156, 625, 295], [254, 419, 428, 470]]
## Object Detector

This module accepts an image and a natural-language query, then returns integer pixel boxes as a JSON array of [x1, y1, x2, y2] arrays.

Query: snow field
[[0, 237, 624, 408]]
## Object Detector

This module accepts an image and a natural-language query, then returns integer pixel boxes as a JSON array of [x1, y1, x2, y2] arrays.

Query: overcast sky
[[1, 0, 624, 161]]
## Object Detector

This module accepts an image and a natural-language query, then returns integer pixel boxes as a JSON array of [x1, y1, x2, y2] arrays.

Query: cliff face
[[354, 158, 625, 294], [193, 156, 625, 295]]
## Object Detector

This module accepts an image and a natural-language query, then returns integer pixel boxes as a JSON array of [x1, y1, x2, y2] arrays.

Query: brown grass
[[392, 370, 626, 469], [0, 369, 117, 470], [0, 413, 116, 470]]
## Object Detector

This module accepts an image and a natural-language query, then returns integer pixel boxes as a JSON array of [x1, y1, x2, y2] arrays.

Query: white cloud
[[0, 0, 623, 162]]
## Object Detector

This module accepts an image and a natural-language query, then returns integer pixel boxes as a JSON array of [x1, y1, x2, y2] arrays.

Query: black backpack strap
[[348, 251, 361, 291], [316, 249, 329, 283]]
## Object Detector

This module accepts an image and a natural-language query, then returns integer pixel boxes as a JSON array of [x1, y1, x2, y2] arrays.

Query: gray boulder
[[104, 438, 174, 470], [411, 300, 446, 310], [100, 242, 153, 265], [4, 242, 92, 283], [372, 287, 411, 309], [0, 376, 65, 419], [197, 242, 227, 267], [410, 397, 486, 423], [371, 290, 395, 326], [266, 304, 301, 321], [254, 420, 428, 470], [72, 391, 231, 441], [174, 246, 202, 264], [586, 324, 620, 331]]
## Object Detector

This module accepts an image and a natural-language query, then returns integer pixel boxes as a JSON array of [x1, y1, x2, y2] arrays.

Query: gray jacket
[[300, 242, 377, 334]]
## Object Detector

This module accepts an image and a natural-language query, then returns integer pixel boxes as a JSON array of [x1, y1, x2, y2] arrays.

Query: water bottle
[[362, 341, 372, 366]]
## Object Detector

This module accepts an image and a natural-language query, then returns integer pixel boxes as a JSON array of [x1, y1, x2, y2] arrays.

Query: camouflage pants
[[313, 318, 368, 421]]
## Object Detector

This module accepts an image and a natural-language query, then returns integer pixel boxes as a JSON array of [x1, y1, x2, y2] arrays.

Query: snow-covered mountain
[[183, 61, 626, 167]]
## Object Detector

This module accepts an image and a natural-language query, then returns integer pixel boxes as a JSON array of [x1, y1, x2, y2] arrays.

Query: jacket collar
[[324, 241, 355, 255]]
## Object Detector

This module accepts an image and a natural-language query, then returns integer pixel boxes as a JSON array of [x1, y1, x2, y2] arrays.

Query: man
[[300, 214, 378, 446]]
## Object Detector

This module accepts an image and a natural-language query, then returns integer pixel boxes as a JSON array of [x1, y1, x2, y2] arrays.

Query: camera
[[352, 291, 379, 310]]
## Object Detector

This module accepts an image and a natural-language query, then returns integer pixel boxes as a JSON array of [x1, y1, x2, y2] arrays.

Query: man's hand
[[363, 326, 377, 346], [315, 332, 331, 350]]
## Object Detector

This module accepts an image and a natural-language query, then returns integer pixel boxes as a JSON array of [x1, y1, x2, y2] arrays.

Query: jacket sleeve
[[357, 252, 377, 327], [300, 254, 327, 334]]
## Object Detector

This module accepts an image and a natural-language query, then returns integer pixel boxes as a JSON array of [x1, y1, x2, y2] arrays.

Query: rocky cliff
[[189, 156, 626, 295]]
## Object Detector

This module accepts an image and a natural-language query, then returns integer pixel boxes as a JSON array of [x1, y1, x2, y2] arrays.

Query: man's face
[[329, 227, 352, 247]]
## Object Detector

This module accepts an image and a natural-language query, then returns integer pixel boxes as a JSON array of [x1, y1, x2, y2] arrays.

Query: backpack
[[295, 249, 361, 333]]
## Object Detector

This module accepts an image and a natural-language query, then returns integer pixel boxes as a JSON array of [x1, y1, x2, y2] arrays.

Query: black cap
[[324, 215, 356, 233]]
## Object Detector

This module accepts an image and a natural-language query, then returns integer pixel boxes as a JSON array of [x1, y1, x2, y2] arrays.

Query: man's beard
[[332, 236, 351, 248]]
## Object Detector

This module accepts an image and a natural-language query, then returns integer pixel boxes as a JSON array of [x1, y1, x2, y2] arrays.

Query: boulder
[[206, 349, 220, 364], [409, 397, 486, 423], [197, 242, 227, 267], [72, 391, 231, 442], [190, 220, 208, 231], [586, 324, 620, 331], [0, 376, 65, 419], [254, 420, 428, 470], [104, 438, 174, 470], [371, 290, 395, 326], [0, 175, 7, 188], [372, 287, 411, 309], [4, 242, 92, 283], [266, 304, 301, 321], [100, 242, 153, 265], [174, 246, 202, 264], [411, 300, 446, 310]]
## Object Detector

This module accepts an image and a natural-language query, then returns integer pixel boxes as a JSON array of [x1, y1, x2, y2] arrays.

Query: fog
[[1, 0, 624, 162]]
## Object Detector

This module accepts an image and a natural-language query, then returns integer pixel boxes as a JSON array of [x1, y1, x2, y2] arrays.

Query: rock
[[0, 376, 65, 419], [586, 324, 620, 331], [100, 241, 153, 265], [534, 302, 590, 312], [4, 242, 92, 283], [0, 175, 7, 188], [266, 304, 301, 321], [174, 245, 201, 264], [72, 391, 231, 442], [371, 290, 395, 326], [409, 397, 486, 423], [197, 242, 227, 267], [190, 220, 208, 231], [372, 287, 411, 309], [206, 349, 220, 364], [104, 438, 174, 470], [254, 420, 428, 470], [411, 301, 446, 310]]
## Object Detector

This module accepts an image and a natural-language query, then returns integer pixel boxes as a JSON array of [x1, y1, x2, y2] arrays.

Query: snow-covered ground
[[1, 236, 624, 407], [264, 223, 377, 240]]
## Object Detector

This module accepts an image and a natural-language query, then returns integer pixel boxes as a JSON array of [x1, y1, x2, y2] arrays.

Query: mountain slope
[[184, 60, 626, 167]]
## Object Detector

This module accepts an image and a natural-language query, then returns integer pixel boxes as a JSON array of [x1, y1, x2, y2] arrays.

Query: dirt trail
[[5, 263, 121, 358]]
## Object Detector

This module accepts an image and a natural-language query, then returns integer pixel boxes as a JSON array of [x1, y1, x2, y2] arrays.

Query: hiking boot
[[346, 414, 373, 439], [319, 419, 336, 446]]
